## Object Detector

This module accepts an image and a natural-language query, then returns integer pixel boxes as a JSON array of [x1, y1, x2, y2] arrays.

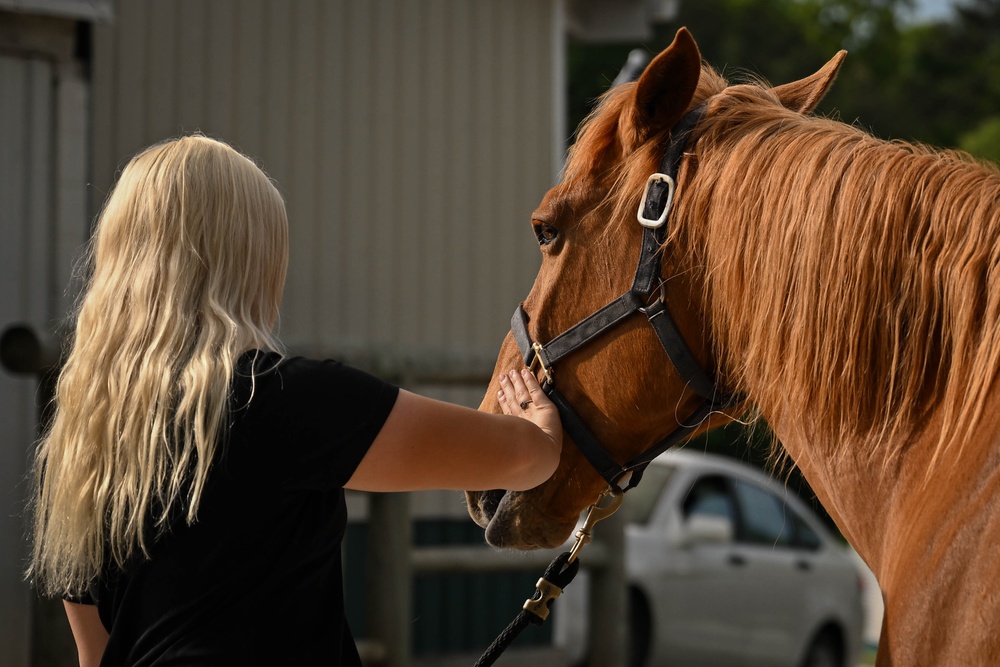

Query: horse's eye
[[534, 223, 559, 246]]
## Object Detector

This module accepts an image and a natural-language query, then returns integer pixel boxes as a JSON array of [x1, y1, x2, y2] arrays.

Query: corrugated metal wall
[[0, 56, 48, 667], [0, 37, 89, 667], [91, 0, 559, 383]]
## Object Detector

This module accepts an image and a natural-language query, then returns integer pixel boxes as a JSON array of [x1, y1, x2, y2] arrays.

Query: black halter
[[511, 107, 741, 492]]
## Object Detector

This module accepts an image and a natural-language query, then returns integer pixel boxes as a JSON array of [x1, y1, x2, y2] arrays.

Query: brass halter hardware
[[529, 342, 554, 384], [567, 486, 625, 564], [520, 486, 625, 623]]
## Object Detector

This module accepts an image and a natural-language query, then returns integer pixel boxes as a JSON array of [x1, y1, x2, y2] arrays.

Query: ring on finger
[[519, 400, 531, 410]]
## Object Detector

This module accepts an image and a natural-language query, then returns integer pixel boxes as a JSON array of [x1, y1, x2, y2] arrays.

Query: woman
[[28, 135, 561, 666]]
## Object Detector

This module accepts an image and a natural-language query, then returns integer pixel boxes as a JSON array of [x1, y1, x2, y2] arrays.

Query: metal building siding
[[0, 54, 48, 667], [91, 0, 557, 375], [1, 46, 89, 666]]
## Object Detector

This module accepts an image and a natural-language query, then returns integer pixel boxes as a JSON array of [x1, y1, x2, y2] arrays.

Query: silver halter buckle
[[636, 172, 676, 228]]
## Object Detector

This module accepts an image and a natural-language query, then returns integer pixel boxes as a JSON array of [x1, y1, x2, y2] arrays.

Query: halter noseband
[[510, 106, 740, 492]]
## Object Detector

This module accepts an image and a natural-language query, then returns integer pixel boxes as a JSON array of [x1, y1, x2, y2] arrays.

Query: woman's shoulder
[[237, 349, 348, 385], [234, 350, 398, 405]]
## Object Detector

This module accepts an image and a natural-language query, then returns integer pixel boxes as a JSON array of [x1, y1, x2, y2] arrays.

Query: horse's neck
[[768, 418, 889, 565], [774, 388, 1000, 663], [774, 377, 1000, 554]]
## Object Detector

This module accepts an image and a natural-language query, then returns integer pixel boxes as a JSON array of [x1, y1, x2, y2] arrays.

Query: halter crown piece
[[510, 106, 741, 493]]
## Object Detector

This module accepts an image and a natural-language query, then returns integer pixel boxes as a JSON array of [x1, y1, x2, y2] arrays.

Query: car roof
[[652, 447, 771, 479], [650, 448, 832, 534]]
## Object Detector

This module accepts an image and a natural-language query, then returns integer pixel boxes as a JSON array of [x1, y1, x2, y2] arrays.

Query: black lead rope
[[472, 552, 580, 667], [473, 489, 623, 667]]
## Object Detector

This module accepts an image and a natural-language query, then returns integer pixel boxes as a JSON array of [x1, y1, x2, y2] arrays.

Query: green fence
[[344, 520, 552, 655]]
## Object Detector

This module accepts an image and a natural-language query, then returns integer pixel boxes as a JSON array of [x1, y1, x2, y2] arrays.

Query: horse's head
[[466, 29, 846, 550]]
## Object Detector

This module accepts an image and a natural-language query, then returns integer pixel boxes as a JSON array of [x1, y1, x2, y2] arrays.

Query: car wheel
[[627, 588, 652, 667], [800, 630, 842, 667]]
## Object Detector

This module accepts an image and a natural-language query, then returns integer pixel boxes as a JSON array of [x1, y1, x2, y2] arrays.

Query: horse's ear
[[772, 51, 847, 114], [631, 28, 702, 141]]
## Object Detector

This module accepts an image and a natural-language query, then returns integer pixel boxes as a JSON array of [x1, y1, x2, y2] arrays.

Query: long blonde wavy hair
[[30, 135, 288, 597]]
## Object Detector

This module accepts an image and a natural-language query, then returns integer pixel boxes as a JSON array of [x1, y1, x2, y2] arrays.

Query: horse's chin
[[465, 489, 576, 550]]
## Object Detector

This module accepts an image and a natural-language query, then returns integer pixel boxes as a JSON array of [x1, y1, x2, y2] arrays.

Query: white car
[[554, 450, 865, 667]]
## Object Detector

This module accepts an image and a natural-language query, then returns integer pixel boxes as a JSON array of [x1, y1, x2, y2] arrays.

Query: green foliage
[[960, 115, 1000, 163], [567, 0, 1000, 152]]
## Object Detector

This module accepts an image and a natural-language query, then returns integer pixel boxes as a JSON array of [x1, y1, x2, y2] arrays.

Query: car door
[[728, 478, 809, 666], [655, 473, 753, 666]]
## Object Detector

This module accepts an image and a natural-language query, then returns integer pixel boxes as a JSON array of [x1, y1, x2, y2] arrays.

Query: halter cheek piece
[[510, 106, 742, 493]]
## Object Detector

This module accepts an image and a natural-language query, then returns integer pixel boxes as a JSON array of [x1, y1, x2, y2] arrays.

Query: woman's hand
[[496, 369, 561, 452]]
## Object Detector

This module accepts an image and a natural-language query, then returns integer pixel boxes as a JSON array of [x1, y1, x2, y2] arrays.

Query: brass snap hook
[[567, 486, 625, 564]]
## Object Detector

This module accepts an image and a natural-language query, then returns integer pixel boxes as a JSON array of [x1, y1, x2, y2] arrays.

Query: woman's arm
[[347, 369, 561, 492], [63, 601, 108, 667]]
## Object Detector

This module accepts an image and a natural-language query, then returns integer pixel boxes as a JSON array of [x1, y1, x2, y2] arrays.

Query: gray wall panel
[[1, 47, 89, 667], [90, 0, 558, 377], [0, 54, 46, 667]]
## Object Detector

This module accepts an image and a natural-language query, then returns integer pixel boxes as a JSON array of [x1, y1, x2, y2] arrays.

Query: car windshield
[[624, 463, 676, 525]]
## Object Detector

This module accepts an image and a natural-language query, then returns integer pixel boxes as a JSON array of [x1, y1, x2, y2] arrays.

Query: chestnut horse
[[466, 28, 1000, 665]]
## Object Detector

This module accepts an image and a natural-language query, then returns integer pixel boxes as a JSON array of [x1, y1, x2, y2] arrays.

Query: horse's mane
[[570, 63, 1000, 470]]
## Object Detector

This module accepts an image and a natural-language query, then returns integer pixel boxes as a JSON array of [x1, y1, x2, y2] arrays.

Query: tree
[[889, 0, 1000, 149], [566, 0, 1000, 154], [960, 116, 1000, 164]]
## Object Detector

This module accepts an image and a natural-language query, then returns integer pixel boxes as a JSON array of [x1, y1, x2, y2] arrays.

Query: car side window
[[682, 475, 736, 523], [624, 463, 676, 525], [733, 480, 791, 547], [791, 512, 822, 551]]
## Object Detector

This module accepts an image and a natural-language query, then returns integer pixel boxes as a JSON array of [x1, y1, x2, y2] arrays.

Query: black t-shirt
[[77, 351, 399, 666]]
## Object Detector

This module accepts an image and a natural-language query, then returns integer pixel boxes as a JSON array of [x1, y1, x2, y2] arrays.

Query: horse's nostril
[[479, 489, 505, 519]]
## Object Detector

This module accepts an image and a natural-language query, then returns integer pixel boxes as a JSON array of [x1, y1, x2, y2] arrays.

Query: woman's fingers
[[498, 372, 522, 412], [508, 369, 532, 410], [497, 373, 512, 414], [496, 369, 562, 450], [519, 368, 550, 408], [498, 369, 534, 412]]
